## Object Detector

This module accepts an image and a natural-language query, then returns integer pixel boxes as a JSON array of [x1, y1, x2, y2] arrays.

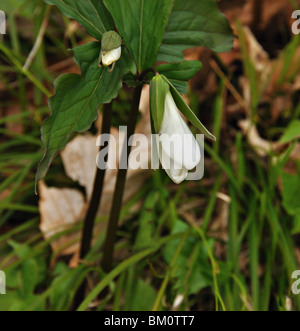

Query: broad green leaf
[[157, 45, 185, 63], [282, 172, 300, 215], [158, 0, 233, 62], [36, 42, 133, 185], [162, 75, 216, 141], [150, 75, 170, 133], [156, 61, 202, 81], [279, 120, 300, 144], [104, 0, 175, 73], [44, 0, 114, 39], [71, 41, 102, 75], [156, 61, 202, 94]]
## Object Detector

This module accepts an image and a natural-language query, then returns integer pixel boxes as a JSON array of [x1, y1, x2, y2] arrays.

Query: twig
[[210, 59, 251, 115], [23, 6, 51, 71], [73, 103, 113, 308]]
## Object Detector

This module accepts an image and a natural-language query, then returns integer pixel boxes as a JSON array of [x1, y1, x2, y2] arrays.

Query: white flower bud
[[101, 46, 122, 67]]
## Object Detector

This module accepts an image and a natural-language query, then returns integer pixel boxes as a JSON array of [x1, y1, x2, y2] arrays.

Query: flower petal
[[182, 133, 201, 170], [160, 92, 201, 170], [102, 46, 121, 67], [158, 142, 188, 184], [169, 165, 188, 184]]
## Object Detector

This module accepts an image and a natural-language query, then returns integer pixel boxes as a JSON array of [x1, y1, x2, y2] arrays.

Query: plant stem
[[251, 0, 263, 34], [73, 102, 113, 308], [80, 103, 113, 258], [101, 83, 143, 272]]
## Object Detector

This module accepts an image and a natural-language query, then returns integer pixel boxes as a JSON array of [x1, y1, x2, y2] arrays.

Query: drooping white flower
[[156, 92, 201, 184], [101, 46, 122, 67], [98, 31, 122, 72], [150, 75, 215, 184]]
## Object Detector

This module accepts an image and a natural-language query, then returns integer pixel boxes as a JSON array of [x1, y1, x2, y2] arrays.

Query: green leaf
[[157, 45, 185, 63], [8, 241, 47, 299], [150, 75, 170, 133], [156, 61, 202, 94], [156, 61, 202, 81], [104, 0, 175, 73], [280, 120, 300, 144], [0, 0, 37, 17], [158, 0, 233, 62], [44, 0, 114, 39], [282, 171, 300, 215], [125, 279, 157, 311], [71, 42, 100, 75], [36, 42, 133, 185], [101, 31, 122, 52], [168, 81, 188, 95], [162, 75, 216, 141], [21, 259, 38, 298], [292, 213, 300, 235], [49, 263, 86, 311]]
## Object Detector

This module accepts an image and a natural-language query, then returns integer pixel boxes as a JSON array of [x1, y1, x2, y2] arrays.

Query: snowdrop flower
[[156, 92, 201, 184], [98, 31, 122, 72]]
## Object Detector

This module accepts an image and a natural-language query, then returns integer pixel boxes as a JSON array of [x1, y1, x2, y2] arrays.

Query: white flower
[[101, 46, 121, 67], [156, 92, 201, 184]]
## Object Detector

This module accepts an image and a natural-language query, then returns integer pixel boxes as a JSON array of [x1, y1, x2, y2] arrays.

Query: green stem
[[73, 103, 113, 308], [0, 43, 51, 98], [101, 83, 143, 272]]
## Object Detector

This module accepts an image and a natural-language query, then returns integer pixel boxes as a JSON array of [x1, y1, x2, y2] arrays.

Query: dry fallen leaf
[[39, 181, 86, 256], [243, 26, 271, 76], [61, 134, 98, 200]]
